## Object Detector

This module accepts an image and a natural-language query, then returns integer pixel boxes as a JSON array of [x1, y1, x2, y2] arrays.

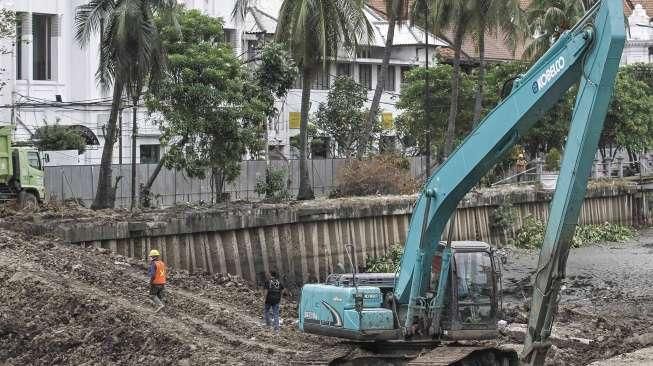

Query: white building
[[0, 0, 446, 164], [622, 3, 653, 65]]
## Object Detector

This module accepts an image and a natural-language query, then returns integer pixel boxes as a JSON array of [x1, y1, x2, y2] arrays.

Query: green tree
[[315, 76, 376, 157], [34, 122, 87, 154], [470, 0, 526, 126], [523, 0, 589, 60], [429, 0, 476, 158], [395, 65, 473, 156], [75, 0, 176, 210], [146, 10, 295, 203], [601, 65, 653, 158], [275, 0, 372, 200], [0, 9, 16, 92], [364, 0, 414, 152]]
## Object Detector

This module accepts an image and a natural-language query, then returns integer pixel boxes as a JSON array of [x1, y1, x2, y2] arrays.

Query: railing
[[492, 156, 653, 187]]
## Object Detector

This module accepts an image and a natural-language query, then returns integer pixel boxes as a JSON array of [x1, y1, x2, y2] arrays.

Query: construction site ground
[[0, 206, 652, 365]]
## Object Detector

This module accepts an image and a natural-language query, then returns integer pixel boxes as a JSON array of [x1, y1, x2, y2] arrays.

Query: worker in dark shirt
[[264, 270, 285, 332]]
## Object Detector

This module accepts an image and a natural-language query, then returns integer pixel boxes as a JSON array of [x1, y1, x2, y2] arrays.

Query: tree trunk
[[212, 167, 226, 201], [363, 2, 399, 157], [130, 104, 138, 210], [143, 137, 188, 191], [297, 66, 315, 200], [472, 18, 486, 127], [91, 79, 124, 210], [443, 21, 465, 159]]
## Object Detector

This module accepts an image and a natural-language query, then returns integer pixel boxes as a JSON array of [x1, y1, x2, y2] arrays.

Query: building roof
[[366, 0, 653, 62], [625, 0, 653, 15], [241, 0, 447, 47]]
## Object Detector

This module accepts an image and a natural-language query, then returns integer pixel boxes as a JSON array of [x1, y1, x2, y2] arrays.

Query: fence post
[[536, 158, 543, 181]]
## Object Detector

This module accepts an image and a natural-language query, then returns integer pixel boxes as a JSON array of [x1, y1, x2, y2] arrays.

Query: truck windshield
[[454, 251, 495, 325], [27, 152, 41, 170]]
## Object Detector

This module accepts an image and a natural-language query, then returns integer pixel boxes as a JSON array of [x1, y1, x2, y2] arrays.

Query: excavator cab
[[442, 242, 502, 340], [298, 241, 502, 342]]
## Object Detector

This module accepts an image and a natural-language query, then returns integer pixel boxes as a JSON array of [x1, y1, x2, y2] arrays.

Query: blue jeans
[[264, 302, 280, 331]]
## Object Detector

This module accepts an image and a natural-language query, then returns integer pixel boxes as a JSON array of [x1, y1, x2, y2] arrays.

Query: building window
[[312, 66, 330, 90], [359, 64, 372, 90], [224, 29, 233, 45], [356, 47, 371, 59], [649, 47, 653, 63], [247, 40, 258, 62], [292, 66, 330, 90], [336, 63, 351, 77], [377, 65, 395, 91], [140, 145, 160, 164], [33, 14, 53, 81], [400, 66, 413, 85], [15, 17, 22, 79]]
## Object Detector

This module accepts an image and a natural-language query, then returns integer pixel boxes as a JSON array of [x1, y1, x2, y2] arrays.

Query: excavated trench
[[0, 195, 651, 365]]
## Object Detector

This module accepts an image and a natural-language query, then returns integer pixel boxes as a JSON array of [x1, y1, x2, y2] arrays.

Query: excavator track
[[291, 342, 518, 366]]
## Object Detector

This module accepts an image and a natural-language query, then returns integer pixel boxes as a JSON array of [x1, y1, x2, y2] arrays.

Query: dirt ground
[[500, 227, 653, 365], [0, 204, 652, 365]]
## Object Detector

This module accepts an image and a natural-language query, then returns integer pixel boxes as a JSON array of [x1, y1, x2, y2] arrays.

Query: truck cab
[[0, 126, 45, 207]]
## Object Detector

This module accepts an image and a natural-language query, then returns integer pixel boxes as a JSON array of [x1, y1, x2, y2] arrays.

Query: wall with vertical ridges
[[53, 186, 645, 286]]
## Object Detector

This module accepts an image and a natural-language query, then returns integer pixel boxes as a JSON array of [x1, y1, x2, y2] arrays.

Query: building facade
[[0, 0, 445, 164], [622, 4, 653, 65]]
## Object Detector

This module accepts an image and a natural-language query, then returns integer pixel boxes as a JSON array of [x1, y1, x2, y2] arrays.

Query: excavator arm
[[297, 2, 624, 365], [394, 0, 624, 362]]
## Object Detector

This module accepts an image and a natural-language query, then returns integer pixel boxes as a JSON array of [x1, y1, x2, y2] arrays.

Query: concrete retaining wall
[[60, 186, 645, 286]]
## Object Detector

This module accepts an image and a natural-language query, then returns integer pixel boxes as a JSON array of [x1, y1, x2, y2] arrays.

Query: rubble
[[0, 228, 331, 365], [0, 204, 652, 365]]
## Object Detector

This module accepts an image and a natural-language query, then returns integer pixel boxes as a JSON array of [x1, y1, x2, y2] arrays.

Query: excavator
[[296, 0, 625, 365]]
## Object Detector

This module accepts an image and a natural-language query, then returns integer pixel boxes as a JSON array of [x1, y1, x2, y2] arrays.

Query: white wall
[[1, 0, 444, 162], [622, 4, 653, 65]]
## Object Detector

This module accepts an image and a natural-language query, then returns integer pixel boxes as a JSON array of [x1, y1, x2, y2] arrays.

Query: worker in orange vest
[[148, 249, 167, 313]]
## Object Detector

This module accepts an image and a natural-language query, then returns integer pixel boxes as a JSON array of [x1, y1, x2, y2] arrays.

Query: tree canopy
[[395, 65, 473, 157], [315, 76, 376, 158], [34, 123, 87, 154], [147, 9, 295, 196]]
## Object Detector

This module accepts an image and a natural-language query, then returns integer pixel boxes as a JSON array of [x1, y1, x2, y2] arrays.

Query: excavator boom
[[297, 1, 625, 365]]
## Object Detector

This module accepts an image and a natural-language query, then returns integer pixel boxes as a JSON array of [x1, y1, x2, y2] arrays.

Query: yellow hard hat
[[149, 249, 160, 257]]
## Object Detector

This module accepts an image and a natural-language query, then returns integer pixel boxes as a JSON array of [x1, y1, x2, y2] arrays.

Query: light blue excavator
[[297, 0, 625, 365]]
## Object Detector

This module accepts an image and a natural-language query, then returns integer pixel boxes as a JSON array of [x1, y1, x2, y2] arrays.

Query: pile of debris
[[0, 228, 328, 365]]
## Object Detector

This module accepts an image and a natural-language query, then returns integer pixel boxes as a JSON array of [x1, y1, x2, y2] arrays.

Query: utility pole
[[118, 105, 123, 164], [130, 102, 137, 210], [424, 3, 432, 176]]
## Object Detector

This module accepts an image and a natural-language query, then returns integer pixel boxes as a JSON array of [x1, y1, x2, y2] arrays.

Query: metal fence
[[45, 156, 428, 208], [43, 154, 652, 208]]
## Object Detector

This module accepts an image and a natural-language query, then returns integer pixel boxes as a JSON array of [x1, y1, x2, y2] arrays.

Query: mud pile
[[0, 229, 330, 365], [499, 229, 653, 365]]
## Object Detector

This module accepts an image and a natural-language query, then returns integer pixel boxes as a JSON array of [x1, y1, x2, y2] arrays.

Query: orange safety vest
[[151, 260, 167, 285]]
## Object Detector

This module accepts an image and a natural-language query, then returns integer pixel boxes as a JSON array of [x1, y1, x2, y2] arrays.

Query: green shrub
[[255, 168, 289, 202], [545, 148, 561, 171], [514, 216, 545, 248], [491, 200, 517, 230], [365, 244, 403, 273], [514, 215, 635, 248]]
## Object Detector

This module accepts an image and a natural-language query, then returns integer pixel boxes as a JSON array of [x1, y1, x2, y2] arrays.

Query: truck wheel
[[18, 191, 38, 210]]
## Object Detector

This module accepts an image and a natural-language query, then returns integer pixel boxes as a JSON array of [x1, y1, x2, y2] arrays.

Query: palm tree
[[276, 0, 372, 200], [364, 0, 410, 154], [471, 0, 526, 126], [429, 0, 475, 159], [75, 0, 175, 209], [523, 0, 591, 60]]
